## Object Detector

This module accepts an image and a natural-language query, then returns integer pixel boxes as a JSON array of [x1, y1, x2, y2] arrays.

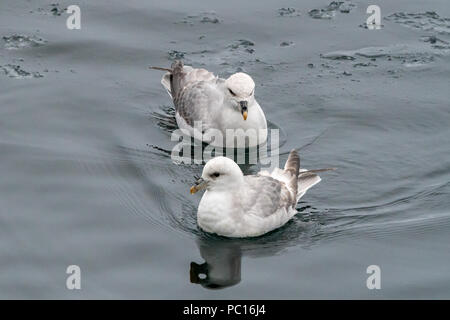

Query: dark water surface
[[1, 0, 449, 298]]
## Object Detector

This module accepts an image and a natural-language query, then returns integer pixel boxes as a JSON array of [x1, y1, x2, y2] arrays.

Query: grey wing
[[162, 65, 216, 98], [242, 176, 296, 218], [174, 80, 223, 129]]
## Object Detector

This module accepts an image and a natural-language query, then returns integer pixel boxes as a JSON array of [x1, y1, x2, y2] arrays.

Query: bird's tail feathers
[[284, 149, 300, 202], [295, 168, 335, 201], [169, 60, 185, 99], [148, 66, 173, 72], [149, 60, 185, 98]]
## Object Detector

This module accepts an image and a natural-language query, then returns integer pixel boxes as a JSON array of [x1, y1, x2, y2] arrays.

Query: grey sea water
[[0, 0, 449, 298]]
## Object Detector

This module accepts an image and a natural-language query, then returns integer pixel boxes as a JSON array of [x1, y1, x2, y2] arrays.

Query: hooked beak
[[190, 177, 208, 194], [240, 101, 248, 121]]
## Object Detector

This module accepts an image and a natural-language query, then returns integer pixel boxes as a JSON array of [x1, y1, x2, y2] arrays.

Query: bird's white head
[[190, 157, 244, 194], [225, 73, 256, 120]]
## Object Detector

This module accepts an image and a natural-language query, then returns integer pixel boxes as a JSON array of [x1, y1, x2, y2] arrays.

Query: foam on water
[[385, 11, 450, 35], [3, 34, 47, 49]]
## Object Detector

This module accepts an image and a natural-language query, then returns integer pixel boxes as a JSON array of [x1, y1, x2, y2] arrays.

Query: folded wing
[[160, 60, 222, 130]]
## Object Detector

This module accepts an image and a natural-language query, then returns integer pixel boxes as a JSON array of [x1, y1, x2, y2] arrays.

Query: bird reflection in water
[[188, 204, 319, 290], [190, 240, 242, 289]]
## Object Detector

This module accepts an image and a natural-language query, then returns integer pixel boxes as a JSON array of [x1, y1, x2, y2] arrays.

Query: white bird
[[190, 149, 333, 238], [150, 61, 267, 148]]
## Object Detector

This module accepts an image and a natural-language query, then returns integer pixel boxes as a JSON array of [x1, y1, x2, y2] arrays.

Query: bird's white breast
[[219, 101, 267, 148], [197, 190, 238, 236]]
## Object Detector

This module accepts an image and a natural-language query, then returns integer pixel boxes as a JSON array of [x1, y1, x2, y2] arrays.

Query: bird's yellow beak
[[190, 177, 207, 194], [240, 101, 248, 121]]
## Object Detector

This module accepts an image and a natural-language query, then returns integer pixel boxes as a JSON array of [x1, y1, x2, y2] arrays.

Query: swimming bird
[[150, 61, 267, 148], [190, 150, 334, 238]]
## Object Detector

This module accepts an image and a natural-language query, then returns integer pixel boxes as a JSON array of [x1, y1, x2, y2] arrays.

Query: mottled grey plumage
[[169, 60, 220, 129], [176, 81, 221, 129], [195, 149, 333, 237], [242, 175, 295, 217], [243, 176, 281, 216], [152, 60, 268, 148]]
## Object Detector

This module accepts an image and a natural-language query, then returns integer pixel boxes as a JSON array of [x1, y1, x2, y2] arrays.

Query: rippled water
[[1, 0, 449, 298]]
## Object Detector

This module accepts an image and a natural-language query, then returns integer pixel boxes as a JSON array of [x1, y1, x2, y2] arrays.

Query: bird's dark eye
[[211, 172, 220, 178], [228, 89, 236, 96]]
